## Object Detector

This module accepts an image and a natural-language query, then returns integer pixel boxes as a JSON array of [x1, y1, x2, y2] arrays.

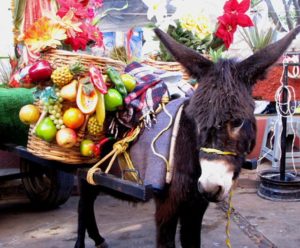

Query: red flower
[[64, 29, 89, 51], [223, 0, 253, 27], [215, 14, 237, 48], [56, 0, 89, 20], [83, 23, 104, 47], [215, 0, 253, 49]]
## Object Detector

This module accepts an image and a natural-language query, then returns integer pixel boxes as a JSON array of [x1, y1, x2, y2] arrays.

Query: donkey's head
[[155, 26, 300, 202]]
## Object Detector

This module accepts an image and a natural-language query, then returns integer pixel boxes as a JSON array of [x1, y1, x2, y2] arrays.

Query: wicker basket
[[143, 56, 190, 81], [41, 49, 126, 73], [27, 49, 126, 164]]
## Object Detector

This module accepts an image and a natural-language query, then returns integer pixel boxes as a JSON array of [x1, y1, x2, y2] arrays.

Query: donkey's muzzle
[[198, 182, 224, 202]]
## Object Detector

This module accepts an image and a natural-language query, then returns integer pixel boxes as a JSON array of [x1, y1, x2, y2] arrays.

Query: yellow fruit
[[51, 65, 73, 87], [87, 115, 103, 136], [51, 62, 85, 87], [121, 74, 136, 92], [19, 104, 40, 125], [60, 79, 78, 102], [95, 90, 105, 126]]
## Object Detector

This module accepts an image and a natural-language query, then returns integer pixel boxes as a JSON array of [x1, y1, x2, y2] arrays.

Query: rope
[[257, 56, 299, 178], [86, 126, 141, 185], [225, 189, 234, 248], [150, 103, 174, 174]]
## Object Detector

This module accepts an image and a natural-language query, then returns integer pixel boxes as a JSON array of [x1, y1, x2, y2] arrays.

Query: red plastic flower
[[223, 0, 253, 27], [56, 0, 89, 20], [215, 0, 253, 48], [215, 14, 237, 48], [64, 29, 89, 51], [84, 23, 104, 47]]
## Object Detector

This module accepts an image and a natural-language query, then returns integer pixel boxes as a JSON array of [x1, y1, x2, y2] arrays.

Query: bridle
[[200, 147, 237, 156]]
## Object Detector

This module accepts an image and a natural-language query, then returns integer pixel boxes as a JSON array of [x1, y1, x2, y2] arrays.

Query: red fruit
[[28, 60, 52, 82]]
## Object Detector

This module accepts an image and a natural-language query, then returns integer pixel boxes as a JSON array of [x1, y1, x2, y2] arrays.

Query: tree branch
[[282, 0, 294, 30], [263, 0, 287, 32]]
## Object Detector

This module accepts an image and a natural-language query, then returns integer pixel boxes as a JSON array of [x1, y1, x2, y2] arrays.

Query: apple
[[56, 128, 77, 148], [63, 107, 85, 129], [35, 117, 57, 142], [80, 139, 95, 157], [104, 88, 123, 111]]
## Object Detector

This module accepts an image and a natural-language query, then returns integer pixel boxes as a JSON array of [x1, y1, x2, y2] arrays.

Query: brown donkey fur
[[75, 26, 300, 248]]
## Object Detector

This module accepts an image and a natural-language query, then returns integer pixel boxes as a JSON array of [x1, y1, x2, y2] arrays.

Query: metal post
[[280, 65, 288, 181]]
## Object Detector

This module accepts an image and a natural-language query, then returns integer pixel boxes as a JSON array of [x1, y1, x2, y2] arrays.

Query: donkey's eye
[[231, 119, 244, 128]]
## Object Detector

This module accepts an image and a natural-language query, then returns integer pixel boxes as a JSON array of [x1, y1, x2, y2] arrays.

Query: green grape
[[49, 115, 55, 120]]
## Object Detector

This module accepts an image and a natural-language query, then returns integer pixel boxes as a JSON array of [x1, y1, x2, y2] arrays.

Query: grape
[[58, 119, 64, 125], [61, 125, 66, 129], [50, 115, 55, 120], [55, 113, 61, 118], [54, 119, 59, 125], [58, 97, 63, 102], [56, 124, 61, 129]]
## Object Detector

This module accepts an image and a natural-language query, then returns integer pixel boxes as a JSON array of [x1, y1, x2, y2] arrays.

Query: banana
[[96, 90, 106, 126]]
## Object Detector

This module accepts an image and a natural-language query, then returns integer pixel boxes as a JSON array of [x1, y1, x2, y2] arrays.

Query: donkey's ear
[[237, 26, 300, 85], [154, 28, 213, 79]]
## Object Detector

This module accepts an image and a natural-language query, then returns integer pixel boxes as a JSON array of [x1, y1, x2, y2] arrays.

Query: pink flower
[[83, 23, 104, 47], [56, 0, 89, 20]]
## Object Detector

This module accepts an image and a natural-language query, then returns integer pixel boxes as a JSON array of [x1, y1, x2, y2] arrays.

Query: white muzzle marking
[[198, 159, 234, 200]]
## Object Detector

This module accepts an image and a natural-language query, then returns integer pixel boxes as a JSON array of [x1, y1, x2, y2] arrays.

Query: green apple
[[80, 139, 95, 157], [104, 88, 123, 111], [35, 117, 57, 142]]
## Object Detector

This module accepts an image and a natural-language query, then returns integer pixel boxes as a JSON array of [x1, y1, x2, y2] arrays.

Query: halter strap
[[200, 147, 237, 156]]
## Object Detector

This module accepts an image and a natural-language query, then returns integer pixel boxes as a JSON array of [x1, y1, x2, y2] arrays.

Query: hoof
[[96, 241, 109, 248]]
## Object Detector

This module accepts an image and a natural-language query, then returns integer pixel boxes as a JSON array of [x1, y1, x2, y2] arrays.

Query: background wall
[[0, 1, 14, 57]]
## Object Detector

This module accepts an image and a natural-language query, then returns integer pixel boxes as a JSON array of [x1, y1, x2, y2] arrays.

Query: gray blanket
[[127, 97, 187, 190]]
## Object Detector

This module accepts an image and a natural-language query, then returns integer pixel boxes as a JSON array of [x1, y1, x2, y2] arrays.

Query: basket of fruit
[[20, 50, 127, 164]]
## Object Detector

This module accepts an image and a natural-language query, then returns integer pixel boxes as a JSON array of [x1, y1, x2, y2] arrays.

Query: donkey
[[75, 26, 300, 248]]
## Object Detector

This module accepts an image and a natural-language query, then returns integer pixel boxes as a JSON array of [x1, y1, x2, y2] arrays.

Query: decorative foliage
[[19, 0, 105, 53], [144, 0, 254, 61]]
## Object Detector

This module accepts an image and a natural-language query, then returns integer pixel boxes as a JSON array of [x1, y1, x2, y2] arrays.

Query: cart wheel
[[20, 159, 74, 209]]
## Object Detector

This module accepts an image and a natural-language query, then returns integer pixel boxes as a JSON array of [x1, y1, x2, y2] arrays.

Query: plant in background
[[144, 0, 254, 61], [240, 2, 277, 53]]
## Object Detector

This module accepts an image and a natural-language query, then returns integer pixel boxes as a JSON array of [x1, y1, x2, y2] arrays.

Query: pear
[[35, 117, 57, 142], [60, 79, 78, 102]]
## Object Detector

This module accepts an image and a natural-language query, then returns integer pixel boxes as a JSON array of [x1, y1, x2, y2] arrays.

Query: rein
[[200, 147, 237, 156], [200, 147, 236, 248]]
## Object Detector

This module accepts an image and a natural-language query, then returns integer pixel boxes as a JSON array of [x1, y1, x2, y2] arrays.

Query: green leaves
[[240, 24, 277, 53]]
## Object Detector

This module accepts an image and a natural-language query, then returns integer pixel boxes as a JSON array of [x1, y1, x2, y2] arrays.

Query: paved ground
[[0, 165, 300, 248]]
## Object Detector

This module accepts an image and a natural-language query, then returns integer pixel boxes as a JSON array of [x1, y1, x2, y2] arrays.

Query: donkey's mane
[[186, 59, 255, 132]]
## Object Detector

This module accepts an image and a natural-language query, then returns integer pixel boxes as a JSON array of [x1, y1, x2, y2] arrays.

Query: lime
[[121, 74, 136, 92], [104, 88, 123, 111]]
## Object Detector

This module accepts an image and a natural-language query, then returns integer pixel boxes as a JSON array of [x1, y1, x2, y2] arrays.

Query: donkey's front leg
[[179, 197, 208, 248], [155, 198, 179, 248], [74, 179, 107, 248]]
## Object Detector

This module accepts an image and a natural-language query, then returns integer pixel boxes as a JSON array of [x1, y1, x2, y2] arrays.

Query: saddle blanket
[[125, 97, 188, 191]]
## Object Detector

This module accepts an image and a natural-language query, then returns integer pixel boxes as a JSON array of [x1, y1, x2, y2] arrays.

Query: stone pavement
[[0, 166, 300, 248]]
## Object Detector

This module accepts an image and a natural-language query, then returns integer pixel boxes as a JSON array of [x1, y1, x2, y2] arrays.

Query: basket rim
[[41, 49, 126, 67]]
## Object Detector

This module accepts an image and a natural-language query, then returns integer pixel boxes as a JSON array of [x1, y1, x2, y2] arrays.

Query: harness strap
[[200, 147, 237, 156]]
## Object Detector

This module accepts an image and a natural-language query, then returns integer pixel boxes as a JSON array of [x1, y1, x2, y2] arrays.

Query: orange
[[63, 107, 85, 129]]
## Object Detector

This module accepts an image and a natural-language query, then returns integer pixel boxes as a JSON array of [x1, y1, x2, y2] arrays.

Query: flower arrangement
[[144, 0, 254, 61], [18, 0, 104, 54]]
